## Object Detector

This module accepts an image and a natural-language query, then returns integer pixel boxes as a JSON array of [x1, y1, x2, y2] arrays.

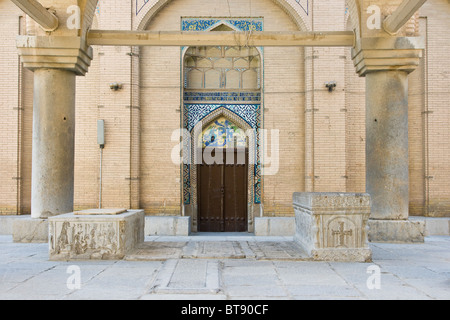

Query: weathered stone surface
[[125, 242, 186, 261], [150, 260, 221, 294], [368, 219, 425, 243], [48, 210, 144, 260], [145, 216, 191, 236], [293, 192, 372, 262], [31, 68, 76, 219], [365, 70, 410, 221], [410, 217, 450, 236], [74, 208, 127, 215], [125, 240, 308, 261], [254, 217, 295, 236], [12, 217, 48, 243], [181, 241, 246, 259], [0, 216, 30, 235]]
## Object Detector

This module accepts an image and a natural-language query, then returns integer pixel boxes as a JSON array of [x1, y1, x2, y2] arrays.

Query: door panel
[[198, 148, 248, 232], [224, 149, 248, 232], [198, 163, 223, 232]]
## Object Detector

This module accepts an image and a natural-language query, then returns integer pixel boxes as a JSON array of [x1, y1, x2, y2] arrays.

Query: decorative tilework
[[181, 18, 263, 32], [183, 104, 262, 205], [201, 117, 247, 148], [185, 104, 259, 132], [181, 18, 264, 207], [184, 91, 261, 103]]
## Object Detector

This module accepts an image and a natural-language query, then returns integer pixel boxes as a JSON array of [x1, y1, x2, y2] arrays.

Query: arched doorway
[[197, 116, 249, 232], [181, 18, 263, 232]]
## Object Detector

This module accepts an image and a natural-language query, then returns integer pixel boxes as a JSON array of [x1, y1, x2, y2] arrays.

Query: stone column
[[365, 70, 409, 220], [352, 37, 425, 242], [31, 69, 76, 218], [17, 36, 93, 220]]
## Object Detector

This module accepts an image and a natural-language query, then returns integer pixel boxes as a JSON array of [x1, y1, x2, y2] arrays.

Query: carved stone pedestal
[[293, 193, 372, 262], [49, 210, 144, 260]]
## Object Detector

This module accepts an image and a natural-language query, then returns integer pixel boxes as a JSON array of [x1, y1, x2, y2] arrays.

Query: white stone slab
[[150, 259, 221, 294], [254, 217, 295, 236], [368, 219, 425, 243], [48, 209, 144, 260], [12, 217, 48, 243], [144, 216, 191, 236], [293, 193, 372, 262], [74, 208, 128, 215]]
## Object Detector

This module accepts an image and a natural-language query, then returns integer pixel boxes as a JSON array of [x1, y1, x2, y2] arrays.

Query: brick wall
[[1, 0, 449, 218], [417, 0, 450, 217], [0, 1, 23, 215], [139, 0, 305, 216]]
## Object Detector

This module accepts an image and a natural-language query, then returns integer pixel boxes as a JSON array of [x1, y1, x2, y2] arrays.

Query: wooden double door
[[198, 148, 248, 232]]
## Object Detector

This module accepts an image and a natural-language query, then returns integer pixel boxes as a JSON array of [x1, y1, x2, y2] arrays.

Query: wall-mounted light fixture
[[109, 82, 123, 91], [325, 81, 337, 92]]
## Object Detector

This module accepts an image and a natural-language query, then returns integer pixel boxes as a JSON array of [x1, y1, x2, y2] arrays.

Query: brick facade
[[0, 0, 449, 218]]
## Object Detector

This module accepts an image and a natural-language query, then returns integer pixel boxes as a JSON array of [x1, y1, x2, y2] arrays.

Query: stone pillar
[[352, 37, 425, 242], [365, 70, 409, 220], [17, 36, 93, 220], [31, 69, 76, 218]]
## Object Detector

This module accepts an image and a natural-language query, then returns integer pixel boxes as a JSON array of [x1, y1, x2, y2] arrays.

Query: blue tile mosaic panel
[[181, 18, 263, 32], [183, 91, 261, 103], [180, 17, 264, 206], [183, 104, 262, 205]]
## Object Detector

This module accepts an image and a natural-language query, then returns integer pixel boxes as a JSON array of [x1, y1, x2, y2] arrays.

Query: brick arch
[[134, 0, 312, 31], [82, 0, 364, 40], [345, 0, 362, 40], [80, 0, 101, 38]]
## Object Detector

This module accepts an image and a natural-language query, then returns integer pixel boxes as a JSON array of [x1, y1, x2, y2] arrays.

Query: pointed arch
[[134, 0, 311, 31], [345, 0, 362, 40], [188, 106, 257, 232]]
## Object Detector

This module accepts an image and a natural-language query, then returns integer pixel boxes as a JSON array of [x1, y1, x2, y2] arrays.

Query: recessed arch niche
[[181, 18, 263, 232]]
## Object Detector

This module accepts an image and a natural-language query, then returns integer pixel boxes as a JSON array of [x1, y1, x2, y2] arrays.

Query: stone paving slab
[[73, 208, 128, 215], [1, 235, 450, 300], [125, 242, 187, 261], [149, 259, 221, 294], [125, 239, 308, 261], [181, 241, 246, 259]]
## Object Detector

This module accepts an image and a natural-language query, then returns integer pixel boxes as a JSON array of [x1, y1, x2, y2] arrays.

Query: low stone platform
[[48, 209, 144, 260], [293, 192, 372, 262], [368, 219, 425, 243], [12, 217, 48, 243], [145, 216, 191, 236], [125, 238, 309, 261], [254, 217, 295, 236]]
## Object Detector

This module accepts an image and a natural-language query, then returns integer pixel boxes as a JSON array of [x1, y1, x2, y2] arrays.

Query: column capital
[[352, 36, 424, 77], [16, 36, 93, 76]]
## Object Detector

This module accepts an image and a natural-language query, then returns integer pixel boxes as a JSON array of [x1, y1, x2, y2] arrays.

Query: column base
[[12, 217, 48, 243], [144, 216, 191, 236], [368, 219, 425, 243], [254, 217, 295, 236]]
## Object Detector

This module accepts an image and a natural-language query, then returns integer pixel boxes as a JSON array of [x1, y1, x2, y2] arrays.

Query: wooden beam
[[87, 30, 355, 47], [11, 0, 58, 31], [383, 0, 427, 35]]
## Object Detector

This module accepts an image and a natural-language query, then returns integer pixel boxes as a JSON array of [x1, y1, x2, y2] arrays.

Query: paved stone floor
[[0, 233, 449, 300]]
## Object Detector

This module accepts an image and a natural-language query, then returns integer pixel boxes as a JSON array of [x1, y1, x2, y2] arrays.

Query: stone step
[[125, 241, 309, 261]]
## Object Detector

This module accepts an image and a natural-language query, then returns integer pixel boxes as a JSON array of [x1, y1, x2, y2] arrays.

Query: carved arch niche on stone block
[[322, 216, 358, 249]]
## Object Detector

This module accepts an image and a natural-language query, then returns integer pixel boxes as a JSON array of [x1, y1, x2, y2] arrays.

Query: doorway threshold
[[192, 232, 254, 237]]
